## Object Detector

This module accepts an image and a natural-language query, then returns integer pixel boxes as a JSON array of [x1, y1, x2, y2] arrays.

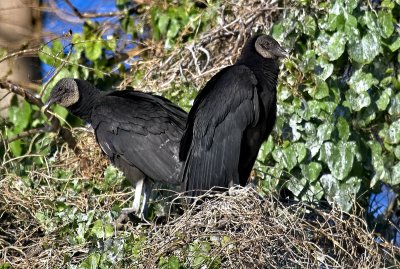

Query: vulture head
[[42, 78, 80, 112]]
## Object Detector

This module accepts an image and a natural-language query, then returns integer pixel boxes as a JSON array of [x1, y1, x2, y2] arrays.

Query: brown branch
[[0, 48, 38, 64], [0, 80, 80, 155], [7, 127, 51, 143], [64, 0, 138, 18]]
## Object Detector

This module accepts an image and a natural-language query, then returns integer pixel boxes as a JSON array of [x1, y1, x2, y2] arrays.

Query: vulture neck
[[68, 79, 102, 123], [237, 53, 279, 93]]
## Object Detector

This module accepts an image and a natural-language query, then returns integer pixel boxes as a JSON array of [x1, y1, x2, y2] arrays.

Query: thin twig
[[0, 80, 79, 154]]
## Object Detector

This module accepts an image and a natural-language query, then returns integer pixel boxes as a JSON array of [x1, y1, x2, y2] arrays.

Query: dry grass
[[142, 187, 400, 268], [124, 0, 282, 92], [1, 1, 400, 268], [1, 132, 399, 268]]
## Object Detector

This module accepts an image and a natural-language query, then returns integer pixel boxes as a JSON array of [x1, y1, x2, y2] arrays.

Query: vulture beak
[[41, 98, 56, 113], [275, 46, 288, 58]]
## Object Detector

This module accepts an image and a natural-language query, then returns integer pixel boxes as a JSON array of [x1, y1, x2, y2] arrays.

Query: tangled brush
[[141, 187, 400, 268]]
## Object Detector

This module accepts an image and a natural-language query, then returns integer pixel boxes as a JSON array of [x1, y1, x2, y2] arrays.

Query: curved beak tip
[[41, 102, 50, 113]]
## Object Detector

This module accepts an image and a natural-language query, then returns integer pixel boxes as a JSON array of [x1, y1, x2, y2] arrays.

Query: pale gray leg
[[139, 182, 151, 219], [121, 177, 144, 215]]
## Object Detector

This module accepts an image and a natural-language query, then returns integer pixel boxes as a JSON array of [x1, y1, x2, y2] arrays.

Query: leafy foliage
[[2, 0, 400, 267], [258, 0, 400, 211]]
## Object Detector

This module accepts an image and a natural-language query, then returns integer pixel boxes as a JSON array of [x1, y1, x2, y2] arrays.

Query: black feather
[[180, 34, 283, 196]]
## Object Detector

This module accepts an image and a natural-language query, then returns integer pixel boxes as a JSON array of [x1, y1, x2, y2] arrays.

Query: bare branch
[[0, 80, 80, 155], [64, 0, 140, 19]]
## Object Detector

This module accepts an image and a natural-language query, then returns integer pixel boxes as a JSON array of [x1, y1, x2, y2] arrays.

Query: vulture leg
[[139, 181, 151, 219], [120, 177, 145, 215], [115, 177, 146, 225]]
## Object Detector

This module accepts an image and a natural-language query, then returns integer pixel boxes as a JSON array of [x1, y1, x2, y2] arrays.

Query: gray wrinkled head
[[254, 35, 287, 59], [42, 78, 79, 111]]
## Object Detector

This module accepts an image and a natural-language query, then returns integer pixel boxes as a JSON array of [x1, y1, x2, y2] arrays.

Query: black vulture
[[43, 78, 187, 218], [179, 34, 286, 196]]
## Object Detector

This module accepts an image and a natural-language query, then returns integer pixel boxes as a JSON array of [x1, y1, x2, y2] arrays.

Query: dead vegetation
[[124, 0, 283, 92], [1, 0, 400, 268], [1, 132, 399, 268]]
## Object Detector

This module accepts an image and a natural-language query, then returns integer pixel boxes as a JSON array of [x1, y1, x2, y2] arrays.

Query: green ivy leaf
[[378, 10, 394, 38], [8, 100, 32, 133], [257, 136, 274, 162], [348, 70, 378, 94], [320, 174, 361, 211], [386, 119, 400, 144], [344, 15, 359, 44], [287, 177, 307, 196], [320, 141, 356, 180], [315, 57, 333, 80], [167, 18, 180, 38], [391, 162, 400, 185], [91, 220, 104, 238], [301, 162, 322, 182], [389, 37, 400, 52], [271, 22, 285, 42], [103, 38, 117, 52], [348, 33, 381, 64], [158, 14, 170, 35], [344, 0, 359, 12], [377, 88, 391, 111], [347, 91, 371, 111], [166, 256, 183, 269], [9, 140, 22, 157], [294, 142, 307, 163], [39, 45, 56, 66], [52, 40, 64, 56], [79, 253, 100, 269], [388, 92, 400, 115], [317, 121, 334, 142], [361, 11, 380, 35], [120, 16, 135, 33], [85, 39, 102, 61], [327, 31, 346, 61], [302, 181, 324, 202], [368, 141, 387, 187], [302, 15, 316, 36], [273, 146, 297, 171], [336, 117, 350, 141], [315, 79, 330, 99], [326, 2, 346, 31]]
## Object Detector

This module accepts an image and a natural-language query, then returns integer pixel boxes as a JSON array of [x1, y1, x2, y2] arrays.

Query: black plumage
[[43, 78, 187, 217], [180, 34, 286, 196]]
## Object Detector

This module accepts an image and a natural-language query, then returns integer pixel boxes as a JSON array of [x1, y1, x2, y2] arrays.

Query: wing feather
[[91, 91, 187, 184], [180, 65, 260, 194]]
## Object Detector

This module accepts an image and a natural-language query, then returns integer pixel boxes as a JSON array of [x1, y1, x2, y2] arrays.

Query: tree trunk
[[0, 0, 41, 116]]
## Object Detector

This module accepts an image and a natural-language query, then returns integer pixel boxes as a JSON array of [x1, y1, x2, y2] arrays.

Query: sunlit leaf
[[376, 88, 391, 111], [302, 15, 316, 36], [347, 91, 371, 111], [287, 177, 306, 197], [391, 162, 400, 185], [386, 119, 400, 144], [326, 31, 346, 61], [91, 220, 104, 238], [348, 70, 378, 94], [85, 39, 102, 61], [348, 33, 381, 64], [389, 37, 400, 52], [158, 14, 170, 35], [320, 174, 361, 211], [320, 141, 356, 180], [315, 57, 333, 80], [317, 121, 333, 142], [301, 162, 322, 182], [388, 92, 400, 115], [378, 10, 394, 38]]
